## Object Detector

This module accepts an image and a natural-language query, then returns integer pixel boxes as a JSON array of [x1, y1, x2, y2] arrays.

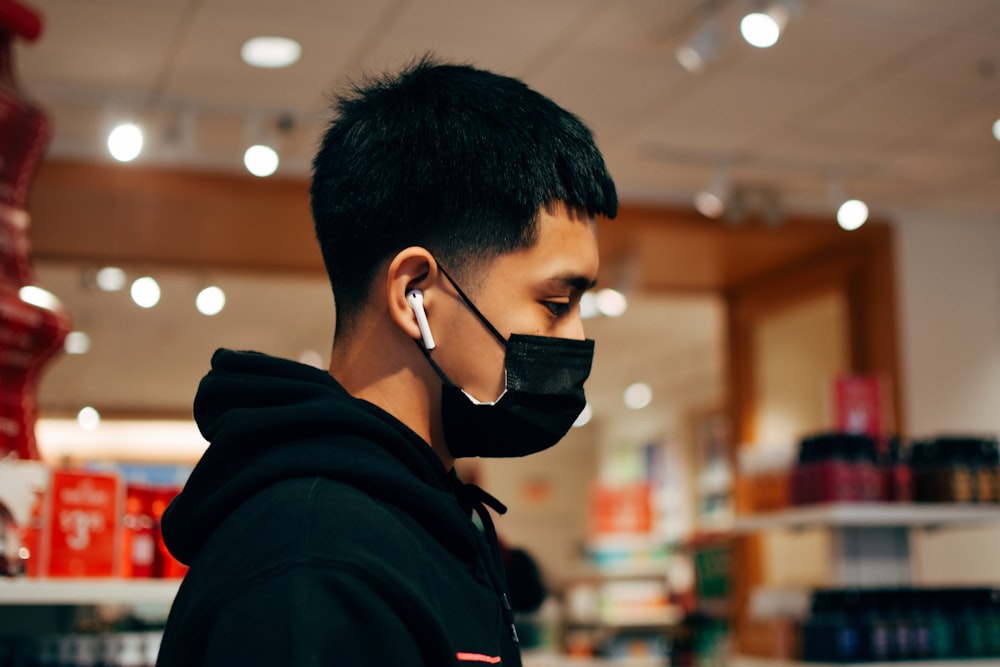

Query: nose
[[560, 311, 587, 341]]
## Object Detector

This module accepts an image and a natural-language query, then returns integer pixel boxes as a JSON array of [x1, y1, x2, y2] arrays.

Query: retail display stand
[[730, 501, 1000, 666]]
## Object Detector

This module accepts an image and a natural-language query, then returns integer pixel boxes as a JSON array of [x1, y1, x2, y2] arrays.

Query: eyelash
[[544, 301, 573, 318]]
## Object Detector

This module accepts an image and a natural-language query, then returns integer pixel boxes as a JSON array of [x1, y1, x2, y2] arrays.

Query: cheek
[[440, 315, 507, 401]]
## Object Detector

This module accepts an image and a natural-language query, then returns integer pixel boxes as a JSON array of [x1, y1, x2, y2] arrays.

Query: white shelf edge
[[730, 655, 999, 667], [0, 578, 180, 606], [732, 502, 1000, 533]]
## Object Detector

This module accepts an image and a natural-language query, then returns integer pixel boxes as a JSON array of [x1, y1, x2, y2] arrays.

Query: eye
[[543, 301, 572, 318]]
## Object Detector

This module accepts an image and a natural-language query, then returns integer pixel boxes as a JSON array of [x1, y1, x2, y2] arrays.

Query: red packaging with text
[[44, 469, 122, 577]]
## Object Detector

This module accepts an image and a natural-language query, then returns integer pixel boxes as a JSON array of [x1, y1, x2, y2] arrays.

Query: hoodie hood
[[162, 348, 503, 568]]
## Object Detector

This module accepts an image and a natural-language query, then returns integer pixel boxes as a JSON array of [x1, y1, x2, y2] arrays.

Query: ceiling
[[7, 0, 999, 444], [15, 0, 1000, 218]]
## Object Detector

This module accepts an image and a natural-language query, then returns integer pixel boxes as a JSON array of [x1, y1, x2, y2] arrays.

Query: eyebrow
[[547, 274, 598, 294]]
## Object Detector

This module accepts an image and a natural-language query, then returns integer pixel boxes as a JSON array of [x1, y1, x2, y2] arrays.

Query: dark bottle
[[976, 438, 1000, 503], [926, 588, 956, 659]]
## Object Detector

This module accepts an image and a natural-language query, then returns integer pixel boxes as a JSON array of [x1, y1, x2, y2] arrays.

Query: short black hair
[[310, 56, 618, 339]]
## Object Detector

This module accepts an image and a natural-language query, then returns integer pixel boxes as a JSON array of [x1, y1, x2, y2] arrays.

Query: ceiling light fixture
[[131, 276, 161, 309], [676, 11, 723, 73], [740, 1, 799, 49], [243, 144, 279, 177], [829, 174, 868, 231], [595, 288, 628, 317], [195, 286, 226, 316], [107, 122, 143, 162], [694, 161, 730, 218], [241, 36, 301, 69], [992, 118, 1000, 142], [95, 266, 126, 292], [623, 382, 653, 410], [64, 331, 91, 355], [77, 406, 101, 431], [837, 199, 869, 231]]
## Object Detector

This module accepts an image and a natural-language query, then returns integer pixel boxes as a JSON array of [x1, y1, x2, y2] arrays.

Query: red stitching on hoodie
[[456, 652, 501, 664]]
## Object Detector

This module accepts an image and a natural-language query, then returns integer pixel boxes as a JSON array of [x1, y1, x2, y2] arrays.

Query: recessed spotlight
[[64, 331, 91, 355], [196, 286, 226, 316], [95, 266, 126, 292], [992, 118, 1000, 142], [624, 382, 653, 410], [244, 144, 279, 177], [131, 276, 161, 308], [837, 199, 869, 231], [595, 288, 628, 317], [77, 406, 100, 431], [108, 123, 143, 162], [241, 36, 301, 69]]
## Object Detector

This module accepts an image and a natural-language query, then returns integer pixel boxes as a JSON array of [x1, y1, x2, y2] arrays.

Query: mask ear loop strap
[[436, 264, 508, 348]]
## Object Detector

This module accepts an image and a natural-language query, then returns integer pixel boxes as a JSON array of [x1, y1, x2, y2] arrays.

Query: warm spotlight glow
[[18, 285, 61, 311], [107, 123, 144, 162], [624, 383, 653, 410], [595, 288, 628, 318], [837, 199, 869, 231], [244, 144, 279, 177], [579, 292, 599, 319], [741, 12, 782, 48], [573, 403, 593, 428], [131, 276, 161, 308], [64, 331, 91, 355], [77, 406, 100, 431], [241, 36, 301, 68], [992, 118, 1000, 142], [95, 266, 126, 292], [695, 191, 726, 219], [196, 286, 226, 316]]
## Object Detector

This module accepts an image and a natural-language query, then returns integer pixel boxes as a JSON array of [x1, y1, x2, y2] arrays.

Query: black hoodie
[[156, 349, 522, 666]]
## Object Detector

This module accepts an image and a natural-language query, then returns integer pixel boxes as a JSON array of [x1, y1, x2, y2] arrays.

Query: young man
[[156, 57, 617, 666]]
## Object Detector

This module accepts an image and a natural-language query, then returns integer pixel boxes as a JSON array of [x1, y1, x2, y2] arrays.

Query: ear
[[385, 247, 439, 345]]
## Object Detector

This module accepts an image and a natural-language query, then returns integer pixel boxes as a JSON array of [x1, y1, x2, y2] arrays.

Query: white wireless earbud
[[406, 289, 436, 350]]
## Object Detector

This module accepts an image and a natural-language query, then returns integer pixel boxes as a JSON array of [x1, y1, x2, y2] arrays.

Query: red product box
[[120, 484, 156, 578], [43, 469, 122, 577]]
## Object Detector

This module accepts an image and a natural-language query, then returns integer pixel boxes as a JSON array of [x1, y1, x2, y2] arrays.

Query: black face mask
[[421, 266, 594, 459]]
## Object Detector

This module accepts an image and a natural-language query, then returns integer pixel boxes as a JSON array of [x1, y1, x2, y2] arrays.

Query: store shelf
[[566, 605, 684, 629], [730, 655, 999, 667], [732, 502, 1000, 533], [0, 578, 180, 606]]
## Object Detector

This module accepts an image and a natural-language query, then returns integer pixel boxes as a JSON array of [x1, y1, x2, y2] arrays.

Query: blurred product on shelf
[[912, 436, 1000, 504], [800, 587, 1000, 663], [789, 433, 883, 505], [735, 445, 794, 513], [786, 432, 1000, 507], [0, 629, 163, 667], [0, 458, 188, 579]]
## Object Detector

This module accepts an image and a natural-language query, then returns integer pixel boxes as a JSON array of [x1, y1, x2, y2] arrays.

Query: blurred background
[[1, 1, 999, 665]]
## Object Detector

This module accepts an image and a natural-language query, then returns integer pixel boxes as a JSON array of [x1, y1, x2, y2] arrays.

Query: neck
[[329, 320, 454, 470]]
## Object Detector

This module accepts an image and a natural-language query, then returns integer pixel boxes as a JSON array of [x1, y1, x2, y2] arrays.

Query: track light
[[741, 1, 799, 49], [829, 175, 868, 231], [243, 144, 279, 177], [677, 14, 723, 73], [695, 162, 730, 218], [837, 199, 869, 231], [107, 122, 143, 162]]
